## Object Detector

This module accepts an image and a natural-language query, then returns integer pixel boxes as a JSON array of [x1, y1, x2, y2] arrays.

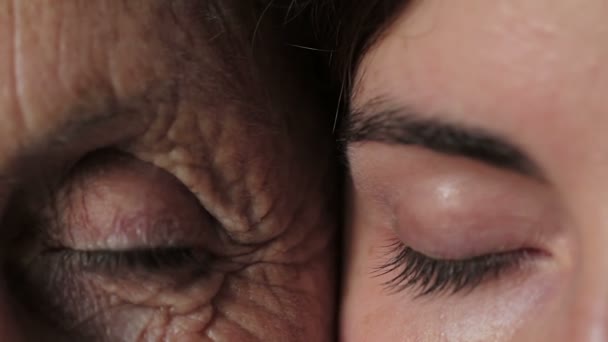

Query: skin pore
[[0, 1, 336, 341], [342, 0, 608, 341]]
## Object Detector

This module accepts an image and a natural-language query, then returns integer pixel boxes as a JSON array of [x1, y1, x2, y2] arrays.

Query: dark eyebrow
[[343, 102, 544, 179]]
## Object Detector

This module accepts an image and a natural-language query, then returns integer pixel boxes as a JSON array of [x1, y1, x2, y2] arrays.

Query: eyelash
[[376, 241, 533, 297], [55, 247, 212, 275]]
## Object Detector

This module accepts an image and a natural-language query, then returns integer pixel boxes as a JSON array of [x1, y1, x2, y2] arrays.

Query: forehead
[[356, 0, 608, 178], [0, 2, 177, 161], [0, 1, 276, 172]]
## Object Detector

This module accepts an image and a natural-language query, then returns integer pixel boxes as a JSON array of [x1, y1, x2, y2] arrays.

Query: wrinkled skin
[[0, 1, 336, 341], [342, 0, 608, 341]]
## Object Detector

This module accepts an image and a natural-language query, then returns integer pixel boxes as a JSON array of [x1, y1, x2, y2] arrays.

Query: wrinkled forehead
[[0, 0, 287, 175]]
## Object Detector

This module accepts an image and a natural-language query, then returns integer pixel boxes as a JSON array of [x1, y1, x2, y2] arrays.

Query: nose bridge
[[565, 206, 608, 341], [512, 185, 608, 341], [558, 188, 608, 341], [571, 185, 608, 299]]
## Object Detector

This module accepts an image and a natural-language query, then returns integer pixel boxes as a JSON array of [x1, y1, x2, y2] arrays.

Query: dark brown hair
[[312, 0, 411, 101]]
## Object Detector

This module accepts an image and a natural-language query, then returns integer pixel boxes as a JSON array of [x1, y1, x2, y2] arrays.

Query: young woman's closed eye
[[325, 0, 608, 340]]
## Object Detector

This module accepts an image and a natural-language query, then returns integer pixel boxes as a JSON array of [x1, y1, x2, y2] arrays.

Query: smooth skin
[[342, 0, 608, 341]]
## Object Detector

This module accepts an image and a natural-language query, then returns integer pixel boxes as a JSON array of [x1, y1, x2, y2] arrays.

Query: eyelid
[[51, 150, 220, 251], [349, 144, 560, 259]]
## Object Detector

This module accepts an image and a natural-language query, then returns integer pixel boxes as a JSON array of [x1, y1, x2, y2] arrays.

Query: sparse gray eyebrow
[[9, 86, 169, 186], [49, 93, 158, 148]]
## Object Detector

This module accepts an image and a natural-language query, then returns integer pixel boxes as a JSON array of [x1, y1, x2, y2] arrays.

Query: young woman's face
[[342, 0, 608, 340]]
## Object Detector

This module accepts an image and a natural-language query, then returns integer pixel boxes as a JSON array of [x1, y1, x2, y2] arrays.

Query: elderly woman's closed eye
[[0, 1, 337, 341]]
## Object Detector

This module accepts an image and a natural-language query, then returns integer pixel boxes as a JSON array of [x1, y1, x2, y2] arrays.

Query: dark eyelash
[[375, 241, 532, 297], [55, 247, 212, 275]]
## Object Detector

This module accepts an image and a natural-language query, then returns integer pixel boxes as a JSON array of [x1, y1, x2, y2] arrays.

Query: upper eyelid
[[45, 149, 221, 250]]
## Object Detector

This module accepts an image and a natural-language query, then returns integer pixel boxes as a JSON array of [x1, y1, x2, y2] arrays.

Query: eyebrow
[[13, 90, 161, 181], [343, 102, 544, 179], [50, 94, 154, 148]]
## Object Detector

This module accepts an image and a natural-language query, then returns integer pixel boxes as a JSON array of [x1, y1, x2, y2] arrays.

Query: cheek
[[19, 253, 331, 341]]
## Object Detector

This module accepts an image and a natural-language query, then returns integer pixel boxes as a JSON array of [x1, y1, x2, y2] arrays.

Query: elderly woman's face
[[0, 1, 337, 341], [343, 0, 608, 341]]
